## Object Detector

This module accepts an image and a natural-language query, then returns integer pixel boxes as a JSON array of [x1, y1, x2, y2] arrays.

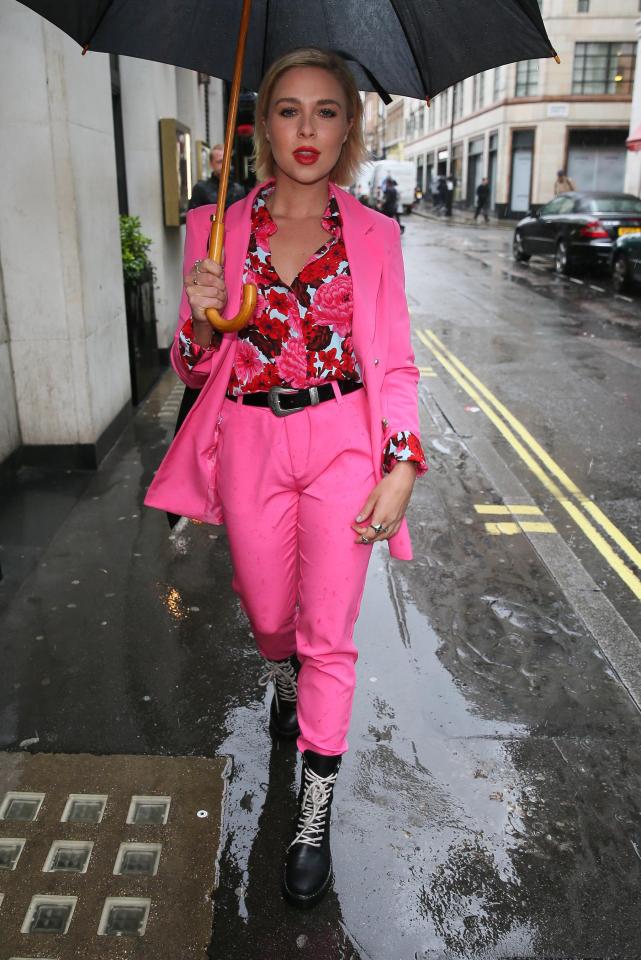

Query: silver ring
[[194, 259, 203, 274], [371, 523, 384, 534], [360, 535, 370, 544]]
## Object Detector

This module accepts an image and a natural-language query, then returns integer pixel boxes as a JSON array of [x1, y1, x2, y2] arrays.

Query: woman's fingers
[[184, 258, 227, 319]]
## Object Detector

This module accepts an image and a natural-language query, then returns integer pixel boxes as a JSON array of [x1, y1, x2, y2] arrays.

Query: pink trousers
[[216, 382, 375, 756]]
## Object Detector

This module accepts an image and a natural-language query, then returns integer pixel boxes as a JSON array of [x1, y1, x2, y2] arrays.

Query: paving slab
[[0, 752, 227, 959]]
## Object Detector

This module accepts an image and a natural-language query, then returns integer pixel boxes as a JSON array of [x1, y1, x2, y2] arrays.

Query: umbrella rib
[[386, 0, 432, 99], [332, 49, 392, 104], [514, 0, 558, 56], [82, 0, 118, 52]]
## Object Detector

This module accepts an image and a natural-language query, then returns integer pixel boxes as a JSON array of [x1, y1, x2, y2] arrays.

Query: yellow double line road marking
[[416, 328, 641, 600]]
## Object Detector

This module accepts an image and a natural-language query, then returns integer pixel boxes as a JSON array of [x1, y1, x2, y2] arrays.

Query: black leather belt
[[225, 380, 363, 417]]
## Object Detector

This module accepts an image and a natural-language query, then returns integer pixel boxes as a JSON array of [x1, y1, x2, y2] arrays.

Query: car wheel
[[513, 232, 530, 262], [612, 253, 631, 293], [555, 239, 572, 276]]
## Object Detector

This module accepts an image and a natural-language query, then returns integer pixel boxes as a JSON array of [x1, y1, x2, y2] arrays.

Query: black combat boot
[[283, 750, 341, 907], [259, 654, 300, 739]]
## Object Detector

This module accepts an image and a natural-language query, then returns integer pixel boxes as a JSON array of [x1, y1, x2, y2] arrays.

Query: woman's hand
[[184, 259, 228, 346], [351, 462, 417, 544]]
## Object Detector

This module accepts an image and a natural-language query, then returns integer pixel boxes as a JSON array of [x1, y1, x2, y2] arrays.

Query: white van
[[351, 161, 376, 205], [368, 160, 417, 213]]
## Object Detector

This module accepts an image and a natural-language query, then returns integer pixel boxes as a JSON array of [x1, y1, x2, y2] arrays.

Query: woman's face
[[262, 66, 353, 185]]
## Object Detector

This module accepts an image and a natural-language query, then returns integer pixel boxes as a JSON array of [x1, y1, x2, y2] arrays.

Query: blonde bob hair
[[252, 47, 369, 186]]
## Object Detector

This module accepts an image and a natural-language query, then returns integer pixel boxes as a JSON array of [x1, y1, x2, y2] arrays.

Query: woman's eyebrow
[[273, 97, 342, 108]]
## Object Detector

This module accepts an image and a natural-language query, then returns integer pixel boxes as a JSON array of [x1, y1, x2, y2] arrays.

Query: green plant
[[120, 215, 155, 282]]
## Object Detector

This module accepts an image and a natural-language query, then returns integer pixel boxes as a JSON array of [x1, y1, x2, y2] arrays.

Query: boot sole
[[282, 865, 333, 908]]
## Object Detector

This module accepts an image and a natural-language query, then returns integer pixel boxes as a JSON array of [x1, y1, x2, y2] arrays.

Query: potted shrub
[[120, 216, 160, 404]]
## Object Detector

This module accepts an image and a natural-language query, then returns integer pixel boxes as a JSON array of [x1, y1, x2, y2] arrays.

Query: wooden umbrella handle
[[205, 0, 257, 333], [205, 219, 257, 333]]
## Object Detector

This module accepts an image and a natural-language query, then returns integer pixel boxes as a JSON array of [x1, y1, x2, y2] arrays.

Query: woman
[[145, 47, 427, 907]]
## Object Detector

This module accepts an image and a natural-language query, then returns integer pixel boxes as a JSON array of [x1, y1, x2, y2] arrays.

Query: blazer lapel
[[333, 185, 384, 362]]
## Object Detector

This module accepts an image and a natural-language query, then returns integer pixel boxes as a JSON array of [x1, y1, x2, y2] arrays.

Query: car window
[[577, 197, 641, 214], [556, 197, 575, 215], [540, 197, 564, 216]]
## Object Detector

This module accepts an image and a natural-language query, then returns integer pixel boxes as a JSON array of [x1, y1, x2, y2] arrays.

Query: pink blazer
[[144, 180, 422, 561]]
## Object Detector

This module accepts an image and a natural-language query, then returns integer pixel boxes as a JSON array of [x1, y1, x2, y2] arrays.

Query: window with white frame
[[515, 60, 539, 97], [472, 73, 486, 111], [493, 65, 504, 101]]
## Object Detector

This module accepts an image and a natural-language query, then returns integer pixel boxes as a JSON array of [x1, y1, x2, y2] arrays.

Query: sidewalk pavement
[[413, 200, 514, 229]]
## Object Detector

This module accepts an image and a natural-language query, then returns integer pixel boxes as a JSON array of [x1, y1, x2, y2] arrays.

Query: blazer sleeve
[[169, 205, 217, 390], [380, 218, 427, 475]]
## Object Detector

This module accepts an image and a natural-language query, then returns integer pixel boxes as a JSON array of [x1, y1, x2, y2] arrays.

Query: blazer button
[[382, 417, 389, 428], [374, 358, 380, 365]]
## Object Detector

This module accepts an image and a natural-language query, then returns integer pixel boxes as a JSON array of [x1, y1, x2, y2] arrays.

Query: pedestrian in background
[[474, 177, 490, 223], [381, 176, 405, 234], [554, 169, 575, 196], [444, 175, 454, 217], [188, 143, 246, 210], [145, 47, 426, 907]]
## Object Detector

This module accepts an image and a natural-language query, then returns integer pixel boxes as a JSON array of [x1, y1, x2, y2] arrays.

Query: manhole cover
[[0, 752, 228, 958]]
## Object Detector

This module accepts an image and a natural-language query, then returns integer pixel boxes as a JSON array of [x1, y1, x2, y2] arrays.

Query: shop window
[[572, 42, 636, 95]]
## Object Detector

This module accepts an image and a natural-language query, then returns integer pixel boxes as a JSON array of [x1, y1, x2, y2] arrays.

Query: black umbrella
[[17, 0, 557, 330]]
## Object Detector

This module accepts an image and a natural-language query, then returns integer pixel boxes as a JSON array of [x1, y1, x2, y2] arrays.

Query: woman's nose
[[297, 113, 316, 138]]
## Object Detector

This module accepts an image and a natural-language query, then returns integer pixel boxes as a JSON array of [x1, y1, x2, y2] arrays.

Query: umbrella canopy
[[17, 0, 556, 101]]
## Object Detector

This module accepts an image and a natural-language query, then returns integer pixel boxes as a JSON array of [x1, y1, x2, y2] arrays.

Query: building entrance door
[[509, 129, 534, 215], [466, 138, 484, 206]]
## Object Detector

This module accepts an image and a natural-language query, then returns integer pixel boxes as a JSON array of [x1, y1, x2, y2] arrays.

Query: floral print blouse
[[178, 179, 426, 474]]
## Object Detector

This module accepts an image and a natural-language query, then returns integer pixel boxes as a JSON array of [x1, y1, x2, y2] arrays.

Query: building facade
[[0, 0, 225, 471], [402, 0, 637, 217]]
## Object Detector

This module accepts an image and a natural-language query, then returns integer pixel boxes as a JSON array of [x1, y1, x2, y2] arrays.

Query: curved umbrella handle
[[205, 218, 257, 333]]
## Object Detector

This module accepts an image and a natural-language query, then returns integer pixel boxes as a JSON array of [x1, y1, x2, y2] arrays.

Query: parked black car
[[512, 191, 641, 275], [610, 233, 641, 293]]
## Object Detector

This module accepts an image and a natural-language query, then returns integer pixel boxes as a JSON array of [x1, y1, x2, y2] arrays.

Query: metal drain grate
[[0, 752, 228, 958]]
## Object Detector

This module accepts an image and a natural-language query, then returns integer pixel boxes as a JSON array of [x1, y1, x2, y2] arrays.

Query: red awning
[[627, 122, 641, 152]]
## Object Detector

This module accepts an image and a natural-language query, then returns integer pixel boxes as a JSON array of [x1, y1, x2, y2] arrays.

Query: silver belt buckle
[[268, 385, 305, 417]]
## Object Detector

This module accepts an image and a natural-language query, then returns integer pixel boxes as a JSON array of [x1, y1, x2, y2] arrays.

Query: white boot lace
[[258, 658, 298, 713], [288, 766, 338, 849]]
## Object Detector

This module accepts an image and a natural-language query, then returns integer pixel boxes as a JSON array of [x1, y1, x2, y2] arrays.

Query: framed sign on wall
[[159, 119, 192, 226]]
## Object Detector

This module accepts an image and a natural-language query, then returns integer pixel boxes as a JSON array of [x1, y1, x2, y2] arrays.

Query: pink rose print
[[234, 339, 262, 383], [312, 275, 353, 337], [275, 336, 308, 388], [288, 300, 303, 336]]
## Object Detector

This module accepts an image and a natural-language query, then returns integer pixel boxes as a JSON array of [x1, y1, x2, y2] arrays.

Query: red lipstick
[[293, 147, 320, 165]]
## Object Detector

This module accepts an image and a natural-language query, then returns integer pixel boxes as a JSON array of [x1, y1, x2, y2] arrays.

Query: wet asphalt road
[[2, 213, 641, 959]]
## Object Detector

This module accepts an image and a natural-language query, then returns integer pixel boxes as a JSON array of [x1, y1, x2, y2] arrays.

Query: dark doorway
[[466, 138, 484, 206], [488, 131, 498, 210]]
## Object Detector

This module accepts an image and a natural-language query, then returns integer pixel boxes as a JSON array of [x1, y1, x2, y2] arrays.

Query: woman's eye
[[319, 109, 337, 118], [279, 108, 296, 117]]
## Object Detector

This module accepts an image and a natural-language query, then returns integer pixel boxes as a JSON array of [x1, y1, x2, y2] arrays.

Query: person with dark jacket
[[188, 143, 246, 210], [474, 177, 490, 223], [381, 177, 405, 233]]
